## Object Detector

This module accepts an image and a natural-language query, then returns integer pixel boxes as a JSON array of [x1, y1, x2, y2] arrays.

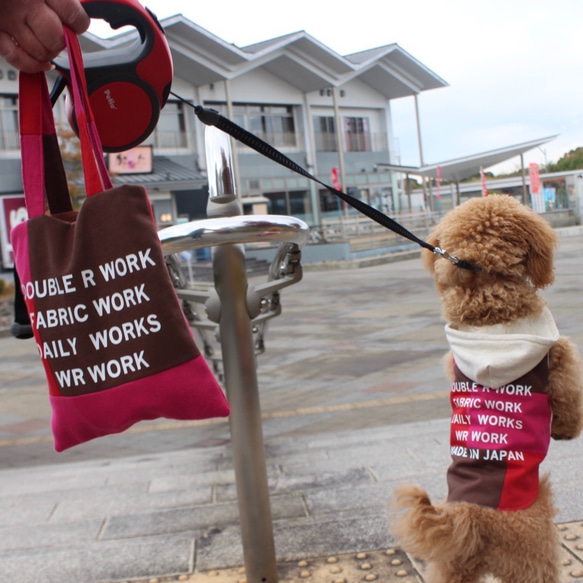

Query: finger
[[0, 32, 52, 73], [47, 0, 90, 34], [25, 4, 66, 56]]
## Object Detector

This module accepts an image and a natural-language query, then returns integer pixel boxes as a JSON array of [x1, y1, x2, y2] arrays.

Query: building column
[[384, 100, 400, 214], [414, 93, 431, 211], [332, 86, 348, 217], [302, 92, 321, 226]]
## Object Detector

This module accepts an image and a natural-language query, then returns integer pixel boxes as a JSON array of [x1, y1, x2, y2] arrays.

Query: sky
[[91, 0, 583, 174]]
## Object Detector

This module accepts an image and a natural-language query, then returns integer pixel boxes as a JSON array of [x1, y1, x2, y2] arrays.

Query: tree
[[547, 147, 583, 172]]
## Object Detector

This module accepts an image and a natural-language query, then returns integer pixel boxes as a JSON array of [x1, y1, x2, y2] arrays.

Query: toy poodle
[[392, 195, 583, 583]]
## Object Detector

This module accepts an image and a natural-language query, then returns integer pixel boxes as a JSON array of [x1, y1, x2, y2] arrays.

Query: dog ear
[[523, 212, 558, 287]]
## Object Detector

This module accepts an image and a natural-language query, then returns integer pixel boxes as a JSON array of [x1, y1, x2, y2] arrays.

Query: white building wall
[[200, 69, 305, 105], [307, 78, 387, 109]]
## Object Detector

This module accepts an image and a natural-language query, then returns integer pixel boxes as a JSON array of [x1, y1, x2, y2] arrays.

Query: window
[[344, 117, 371, 152], [152, 100, 187, 148], [319, 188, 341, 213], [265, 190, 310, 218], [233, 104, 296, 148], [265, 191, 287, 215], [0, 95, 19, 151], [313, 116, 337, 152]]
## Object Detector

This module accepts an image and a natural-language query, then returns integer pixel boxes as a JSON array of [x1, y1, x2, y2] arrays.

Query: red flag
[[331, 167, 341, 190], [529, 163, 540, 194], [480, 167, 489, 197]]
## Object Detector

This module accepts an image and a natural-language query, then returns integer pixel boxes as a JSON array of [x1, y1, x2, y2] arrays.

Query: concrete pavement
[[0, 228, 582, 582]]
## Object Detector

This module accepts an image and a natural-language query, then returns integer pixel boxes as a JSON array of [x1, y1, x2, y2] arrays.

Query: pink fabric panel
[[50, 355, 230, 452]]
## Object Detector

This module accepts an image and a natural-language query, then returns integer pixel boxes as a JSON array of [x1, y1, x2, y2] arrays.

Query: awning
[[378, 135, 557, 182]]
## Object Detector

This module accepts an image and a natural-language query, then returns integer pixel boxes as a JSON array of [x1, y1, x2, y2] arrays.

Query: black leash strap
[[179, 99, 478, 272], [10, 94, 476, 342]]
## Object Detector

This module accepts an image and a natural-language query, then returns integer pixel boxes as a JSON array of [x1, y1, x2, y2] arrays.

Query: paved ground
[[0, 228, 582, 582]]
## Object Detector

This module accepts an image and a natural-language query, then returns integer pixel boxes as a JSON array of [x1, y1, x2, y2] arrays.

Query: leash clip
[[433, 247, 480, 272], [433, 247, 460, 265]]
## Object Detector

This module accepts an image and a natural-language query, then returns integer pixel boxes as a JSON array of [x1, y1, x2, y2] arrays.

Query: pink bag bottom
[[50, 355, 230, 452]]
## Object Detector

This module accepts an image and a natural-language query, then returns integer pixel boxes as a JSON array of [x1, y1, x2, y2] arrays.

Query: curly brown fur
[[393, 477, 559, 583], [392, 196, 583, 583], [422, 195, 557, 326], [548, 337, 583, 439]]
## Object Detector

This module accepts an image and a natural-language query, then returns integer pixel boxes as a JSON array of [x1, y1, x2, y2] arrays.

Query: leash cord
[[172, 93, 479, 271]]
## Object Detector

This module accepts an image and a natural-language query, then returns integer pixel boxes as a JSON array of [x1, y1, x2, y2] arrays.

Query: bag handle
[[19, 73, 55, 218], [19, 27, 112, 218], [63, 27, 112, 193]]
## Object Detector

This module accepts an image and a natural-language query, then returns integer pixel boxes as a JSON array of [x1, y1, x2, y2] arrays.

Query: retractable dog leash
[[12, 0, 479, 339], [50, 0, 173, 153], [50, 0, 478, 272]]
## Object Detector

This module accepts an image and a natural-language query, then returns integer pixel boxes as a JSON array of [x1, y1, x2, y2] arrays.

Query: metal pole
[[332, 86, 349, 219], [205, 126, 279, 583], [414, 93, 432, 212], [520, 153, 528, 205], [302, 92, 321, 226]]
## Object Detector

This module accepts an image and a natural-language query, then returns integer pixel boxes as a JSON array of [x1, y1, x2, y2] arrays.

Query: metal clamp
[[433, 246, 480, 272], [433, 246, 460, 265]]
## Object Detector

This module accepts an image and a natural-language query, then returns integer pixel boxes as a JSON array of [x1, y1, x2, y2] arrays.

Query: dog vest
[[447, 357, 551, 511]]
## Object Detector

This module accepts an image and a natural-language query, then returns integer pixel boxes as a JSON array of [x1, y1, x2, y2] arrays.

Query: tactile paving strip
[[116, 548, 421, 583], [558, 522, 583, 582], [276, 549, 421, 583], [108, 522, 583, 583]]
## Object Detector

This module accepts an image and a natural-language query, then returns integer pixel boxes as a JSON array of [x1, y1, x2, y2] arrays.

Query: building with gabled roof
[[79, 14, 448, 223], [1, 12, 450, 267]]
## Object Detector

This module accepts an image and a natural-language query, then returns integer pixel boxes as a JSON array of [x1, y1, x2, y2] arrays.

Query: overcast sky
[[91, 0, 583, 173]]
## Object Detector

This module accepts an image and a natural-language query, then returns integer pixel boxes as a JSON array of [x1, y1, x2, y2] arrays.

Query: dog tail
[[391, 484, 482, 563]]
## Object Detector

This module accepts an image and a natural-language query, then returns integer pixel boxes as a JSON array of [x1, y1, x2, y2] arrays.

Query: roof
[[378, 136, 558, 182], [83, 14, 448, 99], [111, 156, 206, 191]]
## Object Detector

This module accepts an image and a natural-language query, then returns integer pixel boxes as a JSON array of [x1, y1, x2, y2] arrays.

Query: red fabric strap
[[18, 73, 47, 218], [63, 27, 112, 193], [19, 27, 113, 218]]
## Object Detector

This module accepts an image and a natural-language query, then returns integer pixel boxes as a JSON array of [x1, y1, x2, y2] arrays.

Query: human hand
[[0, 0, 90, 73]]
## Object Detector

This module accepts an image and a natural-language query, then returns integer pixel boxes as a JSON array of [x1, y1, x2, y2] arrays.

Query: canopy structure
[[378, 135, 557, 182]]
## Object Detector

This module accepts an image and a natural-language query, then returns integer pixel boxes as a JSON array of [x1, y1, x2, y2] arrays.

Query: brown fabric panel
[[27, 184, 198, 396], [518, 356, 549, 395], [43, 134, 72, 214], [447, 453, 506, 508]]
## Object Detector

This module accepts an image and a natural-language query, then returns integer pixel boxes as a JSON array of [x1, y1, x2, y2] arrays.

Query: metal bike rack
[[159, 127, 309, 582]]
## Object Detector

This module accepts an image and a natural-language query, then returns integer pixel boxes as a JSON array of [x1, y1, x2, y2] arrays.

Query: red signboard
[[0, 195, 27, 268], [108, 145, 153, 174]]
